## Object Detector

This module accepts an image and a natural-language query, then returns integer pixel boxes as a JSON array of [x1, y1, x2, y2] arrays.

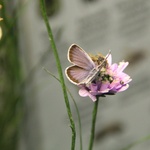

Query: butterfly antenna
[[105, 50, 111, 59]]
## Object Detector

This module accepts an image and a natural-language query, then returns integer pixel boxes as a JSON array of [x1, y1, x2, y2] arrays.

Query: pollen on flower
[[90, 53, 108, 68], [79, 53, 132, 102]]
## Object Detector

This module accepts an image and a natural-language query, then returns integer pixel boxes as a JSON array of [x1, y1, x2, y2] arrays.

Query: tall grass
[[0, 1, 23, 150]]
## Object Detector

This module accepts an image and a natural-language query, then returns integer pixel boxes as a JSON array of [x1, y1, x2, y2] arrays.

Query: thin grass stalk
[[40, 0, 76, 149]]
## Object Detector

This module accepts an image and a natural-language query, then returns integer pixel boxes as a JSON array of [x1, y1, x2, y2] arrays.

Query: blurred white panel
[[18, 0, 150, 150]]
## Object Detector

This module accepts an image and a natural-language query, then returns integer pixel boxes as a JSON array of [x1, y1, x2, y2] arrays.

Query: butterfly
[[65, 44, 110, 85]]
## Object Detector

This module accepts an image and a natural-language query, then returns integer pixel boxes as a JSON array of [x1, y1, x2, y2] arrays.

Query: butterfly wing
[[68, 44, 95, 70], [66, 44, 96, 85], [65, 65, 90, 85]]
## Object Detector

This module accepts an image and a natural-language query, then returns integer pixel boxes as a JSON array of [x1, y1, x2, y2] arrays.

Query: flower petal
[[90, 84, 98, 92], [88, 94, 97, 102], [110, 63, 118, 72], [106, 53, 112, 65], [99, 82, 110, 93], [79, 87, 89, 97], [117, 62, 129, 72], [117, 84, 129, 92], [79, 87, 97, 101]]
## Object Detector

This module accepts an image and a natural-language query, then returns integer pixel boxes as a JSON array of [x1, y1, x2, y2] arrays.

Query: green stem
[[40, 1, 76, 150], [43, 68, 83, 150], [88, 97, 99, 150]]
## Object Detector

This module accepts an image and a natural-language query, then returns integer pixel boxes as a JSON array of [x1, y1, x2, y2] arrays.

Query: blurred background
[[0, 0, 150, 150]]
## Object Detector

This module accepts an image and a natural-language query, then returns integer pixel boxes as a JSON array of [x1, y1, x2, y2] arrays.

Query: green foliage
[[0, 1, 23, 150]]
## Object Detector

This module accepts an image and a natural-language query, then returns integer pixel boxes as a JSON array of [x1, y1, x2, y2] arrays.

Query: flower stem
[[40, 0, 76, 150], [88, 97, 99, 150]]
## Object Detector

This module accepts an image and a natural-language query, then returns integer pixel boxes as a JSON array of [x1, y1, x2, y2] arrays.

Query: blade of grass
[[43, 67, 83, 150], [40, 1, 76, 150], [121, 135, 150, 150], [0, 2, 24, 150]]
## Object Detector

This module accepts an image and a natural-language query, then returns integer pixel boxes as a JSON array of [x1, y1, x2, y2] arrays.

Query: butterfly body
[[78, 64, 105, 85]]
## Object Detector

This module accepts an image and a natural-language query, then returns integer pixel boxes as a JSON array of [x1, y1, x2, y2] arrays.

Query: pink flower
[[79, 54, 132, 102]]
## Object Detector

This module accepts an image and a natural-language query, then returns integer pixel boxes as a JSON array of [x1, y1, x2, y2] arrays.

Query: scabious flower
[[79, 53, 132, 102]]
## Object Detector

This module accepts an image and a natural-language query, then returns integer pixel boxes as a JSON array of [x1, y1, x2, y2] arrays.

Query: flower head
[[79, 54, 132, 101]]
